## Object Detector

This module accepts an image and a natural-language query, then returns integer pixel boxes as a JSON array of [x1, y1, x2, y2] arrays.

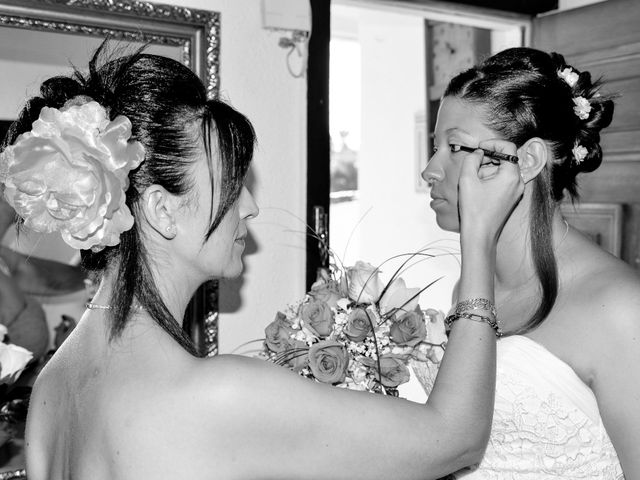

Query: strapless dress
[[411, 335, 624, 479]]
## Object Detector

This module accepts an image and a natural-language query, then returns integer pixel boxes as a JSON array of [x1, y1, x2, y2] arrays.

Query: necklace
[[85, 302, 144, 310], [86, 302, 111, 310]]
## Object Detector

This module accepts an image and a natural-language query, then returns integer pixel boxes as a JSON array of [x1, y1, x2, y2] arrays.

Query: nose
[[421, 154, 444, 185], [239, 186, 259, 219]]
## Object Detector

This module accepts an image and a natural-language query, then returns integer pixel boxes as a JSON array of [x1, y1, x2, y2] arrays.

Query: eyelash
[[432, 144, 464, 154]]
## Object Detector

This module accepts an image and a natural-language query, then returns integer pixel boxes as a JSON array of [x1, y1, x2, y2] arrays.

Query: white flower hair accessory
[[0, 97, 145, 252], [572, 96, 592, 120], [572, 143, 588, 164], [558, 67, 579, 88]]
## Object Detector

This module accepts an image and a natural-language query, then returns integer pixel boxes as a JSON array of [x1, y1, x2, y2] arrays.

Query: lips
[[235, 231, 247, 245], [429, 192, 447, 209]]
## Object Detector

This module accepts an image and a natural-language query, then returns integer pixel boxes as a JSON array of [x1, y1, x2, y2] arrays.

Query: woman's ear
[[141, 185, 180, 240], [517, 137, 548, 183]]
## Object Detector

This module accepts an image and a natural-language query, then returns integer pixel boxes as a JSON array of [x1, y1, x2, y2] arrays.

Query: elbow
[[449, 423, 491, 471]]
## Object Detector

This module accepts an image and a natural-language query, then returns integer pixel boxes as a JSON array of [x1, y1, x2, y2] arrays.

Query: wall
[[0, 0, 308, 354], [534, 0, 640, 270], [331, 7, 460, 314], [557, 0, 607, 10], [150, 0, 308, 353]]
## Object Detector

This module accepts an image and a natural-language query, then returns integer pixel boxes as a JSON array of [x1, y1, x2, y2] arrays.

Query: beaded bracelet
[[455, 297, 497, 318], [445, 311, 503, 337]]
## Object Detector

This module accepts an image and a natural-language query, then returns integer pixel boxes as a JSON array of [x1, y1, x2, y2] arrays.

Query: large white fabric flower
[[0, 98, 145, 251]]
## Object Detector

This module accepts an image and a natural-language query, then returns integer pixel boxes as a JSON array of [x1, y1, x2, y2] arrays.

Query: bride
[[2, 44, 523, 479], [421, 47, 638, 478]]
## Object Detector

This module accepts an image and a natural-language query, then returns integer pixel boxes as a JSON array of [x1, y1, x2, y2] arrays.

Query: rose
[[378, 355, 411, 387], [379, 277, 421, 316], [308, 340, 349, 384], [343, 307, 372, 342], [346, 261, 384, 304], [0, 342, 33, 385], [363, 354, 410, 388], [0, 99, 145, 251], [283, 340, 309, 372], [308, 279, 343, 309], [390, 308, 427, 347], [299, 299, 334, 338], [264, 312, 294, 353]]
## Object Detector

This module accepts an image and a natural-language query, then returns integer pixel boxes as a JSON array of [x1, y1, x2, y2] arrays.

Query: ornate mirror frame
[[0, 0, 221, 356]]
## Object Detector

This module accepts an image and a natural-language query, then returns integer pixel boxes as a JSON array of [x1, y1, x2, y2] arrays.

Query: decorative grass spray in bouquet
[[261, 254, 448, 396]]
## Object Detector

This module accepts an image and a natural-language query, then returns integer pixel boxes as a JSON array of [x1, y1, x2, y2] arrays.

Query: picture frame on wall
[[560, 202, 623, 257]]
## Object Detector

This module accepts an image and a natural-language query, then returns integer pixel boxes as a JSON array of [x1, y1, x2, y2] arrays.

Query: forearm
[[426, 238, 497, 460]]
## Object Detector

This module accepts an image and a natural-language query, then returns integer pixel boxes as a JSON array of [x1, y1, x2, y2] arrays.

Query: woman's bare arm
[[183, 142, 523, 480]]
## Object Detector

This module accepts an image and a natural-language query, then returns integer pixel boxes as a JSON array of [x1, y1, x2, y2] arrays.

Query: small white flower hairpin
[[558, 67, 579, 88], [573, 96, 592, 120], [558, 67, 592, 120], [572, 143, 588, 164]]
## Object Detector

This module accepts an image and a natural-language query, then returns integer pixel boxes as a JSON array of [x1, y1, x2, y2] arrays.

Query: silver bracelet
[[455, 297, 497, 318], [445, 311, 503, 337]]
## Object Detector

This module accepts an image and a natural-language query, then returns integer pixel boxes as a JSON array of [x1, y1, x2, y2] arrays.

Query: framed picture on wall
[[560, 202, 623, 257]]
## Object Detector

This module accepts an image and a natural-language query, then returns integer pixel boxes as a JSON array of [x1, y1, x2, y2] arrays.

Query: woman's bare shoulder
[[82, 354, 295, 477], [570, 252, 640, 321], [561, 252, 640, 369]]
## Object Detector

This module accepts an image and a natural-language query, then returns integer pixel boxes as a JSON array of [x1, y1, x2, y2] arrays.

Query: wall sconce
[[262, 0, 311, 78]]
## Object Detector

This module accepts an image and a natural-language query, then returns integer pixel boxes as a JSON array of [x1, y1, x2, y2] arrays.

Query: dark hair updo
[[2, 44, 256, 355], [445, 47, 614, 334]]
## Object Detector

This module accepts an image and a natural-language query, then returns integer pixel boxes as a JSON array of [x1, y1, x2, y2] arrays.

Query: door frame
[[306, 0, 531, 288]]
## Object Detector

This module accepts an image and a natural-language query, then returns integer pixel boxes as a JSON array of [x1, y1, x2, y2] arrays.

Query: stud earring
[[165, 224, 176, 239]]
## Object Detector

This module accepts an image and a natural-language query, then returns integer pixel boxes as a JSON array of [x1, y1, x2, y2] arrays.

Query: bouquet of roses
[[262, 258, 447, 395]]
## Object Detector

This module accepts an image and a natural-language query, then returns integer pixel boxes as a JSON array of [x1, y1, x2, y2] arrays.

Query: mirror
[[0, 0, 221, 361]]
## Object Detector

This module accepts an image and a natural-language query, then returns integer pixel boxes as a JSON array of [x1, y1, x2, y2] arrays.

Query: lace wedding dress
[[412, 335, 624, 479]]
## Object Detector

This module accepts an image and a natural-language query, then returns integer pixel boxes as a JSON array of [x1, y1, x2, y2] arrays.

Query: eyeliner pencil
[[457, 145, 519, 164]]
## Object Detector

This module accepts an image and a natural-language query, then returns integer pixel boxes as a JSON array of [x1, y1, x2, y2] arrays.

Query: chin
[[221, 261, 245, 279], [434, 213, 460, 233]]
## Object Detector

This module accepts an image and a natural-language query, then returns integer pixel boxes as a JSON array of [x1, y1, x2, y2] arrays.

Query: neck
[[91, 266, 200, 328], [494, 200, 567, 293]]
